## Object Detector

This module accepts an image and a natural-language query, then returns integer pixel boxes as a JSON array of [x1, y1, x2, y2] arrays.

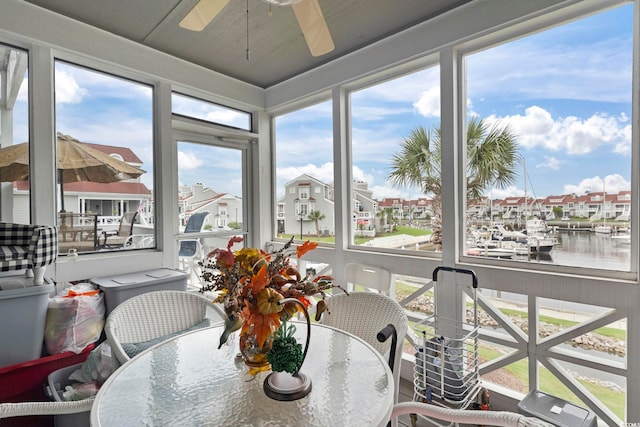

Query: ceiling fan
[[179, 0, 335, 57]]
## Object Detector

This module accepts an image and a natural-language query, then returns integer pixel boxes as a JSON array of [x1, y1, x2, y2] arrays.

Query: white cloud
[[485, 185, 524, 199], [486, 106, 630, 156], [563, 174, 630, 195], [277, 162, 336, 187], [54, 69, 87, 104], [613, 123, 632, 155], [536, 156, 564, 170], [370, 182, 429, 201], [178, 150, 204, 170], [413, 86, 440, 118], [171, 94, 248, 128]]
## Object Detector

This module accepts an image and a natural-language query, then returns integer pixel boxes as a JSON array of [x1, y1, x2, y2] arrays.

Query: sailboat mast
[[524, 159, 527, 220], [603, 179, 606, 225]]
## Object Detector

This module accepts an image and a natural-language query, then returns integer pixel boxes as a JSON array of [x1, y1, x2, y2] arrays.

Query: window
[[463, 4, 633, 272], [54, 61, 154, 254], [172, 93, 251, 131], [350, 65, 441, 252], [176, 140, 245, 285], [0, 44, 29, 224], [274, 100, 333, 242]]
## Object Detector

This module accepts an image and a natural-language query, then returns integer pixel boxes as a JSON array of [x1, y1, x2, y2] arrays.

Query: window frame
[[453, 1, 637, 281]]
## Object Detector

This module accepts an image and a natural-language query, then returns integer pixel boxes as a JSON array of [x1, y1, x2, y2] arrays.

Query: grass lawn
[[499, 307, 626, 341], [479, 346, 624, 419]]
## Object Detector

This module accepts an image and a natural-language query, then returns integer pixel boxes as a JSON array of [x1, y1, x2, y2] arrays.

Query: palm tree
[[376, 207, 395, 232], [307, 210, 326, 237], [388, 117, 520, 248]]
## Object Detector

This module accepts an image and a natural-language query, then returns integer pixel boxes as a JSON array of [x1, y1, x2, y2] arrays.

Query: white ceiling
[[23, 0, 472, 88]]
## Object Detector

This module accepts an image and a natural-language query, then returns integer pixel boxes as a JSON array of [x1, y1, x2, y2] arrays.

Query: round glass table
[[91, 323, 394, 426]]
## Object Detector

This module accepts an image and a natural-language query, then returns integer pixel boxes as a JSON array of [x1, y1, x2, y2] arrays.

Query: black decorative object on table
[[263, 298, 312, 401]]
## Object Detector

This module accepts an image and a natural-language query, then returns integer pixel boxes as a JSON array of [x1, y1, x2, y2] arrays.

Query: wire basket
[[413, 313, 480, 409]]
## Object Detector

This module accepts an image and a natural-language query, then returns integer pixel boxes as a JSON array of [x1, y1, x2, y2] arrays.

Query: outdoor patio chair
[[178, 212, 209, 280], [320, 291, 407, 427], [345, 262, 393, 294], [100, 211, 137, 249], [105, 290, 225, 364], [390, 401, 554, 427], [122, 233, 155, 249]]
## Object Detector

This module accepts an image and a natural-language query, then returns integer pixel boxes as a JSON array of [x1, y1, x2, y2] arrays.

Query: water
[[515, 231, 631, 271]]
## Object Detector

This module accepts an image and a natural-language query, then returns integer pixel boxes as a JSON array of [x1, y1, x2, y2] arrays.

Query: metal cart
[[412, 266, 481, 427]]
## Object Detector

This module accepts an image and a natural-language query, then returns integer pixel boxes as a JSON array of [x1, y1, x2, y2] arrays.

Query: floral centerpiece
[[200, 236, 343, 373]]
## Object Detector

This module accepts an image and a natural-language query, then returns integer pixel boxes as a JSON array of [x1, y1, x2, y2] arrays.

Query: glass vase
[[239, 328, 274, 369]]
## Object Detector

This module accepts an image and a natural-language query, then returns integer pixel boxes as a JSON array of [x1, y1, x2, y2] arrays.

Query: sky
[[275, 3, 633, 202], [12, 2, 634, 204]]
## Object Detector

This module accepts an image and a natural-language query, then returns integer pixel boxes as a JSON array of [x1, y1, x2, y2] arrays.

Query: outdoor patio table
[[90, 322, 394, 426]]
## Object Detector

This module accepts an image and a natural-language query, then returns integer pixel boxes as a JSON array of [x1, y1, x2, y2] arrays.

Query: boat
[[523, 218, 556, 252], [593, 181, 612, 234], [466, 246, 514, 259], [594, 224, 612, 234], [525, 218, 550, 235], [525, 234, 555, 253], [485, 222, 527, 242]]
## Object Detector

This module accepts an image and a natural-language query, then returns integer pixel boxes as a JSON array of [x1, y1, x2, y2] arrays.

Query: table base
[[263, 371, 312, 401]]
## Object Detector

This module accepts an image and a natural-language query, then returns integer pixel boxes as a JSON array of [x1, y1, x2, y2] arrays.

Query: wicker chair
[[0, 398, 93, 419], [321, 291, 408, 426], [390, 401, 554, 426], [105, 290, 225, 364]]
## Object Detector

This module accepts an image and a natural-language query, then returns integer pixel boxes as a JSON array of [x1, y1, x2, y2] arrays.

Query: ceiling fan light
[[262, 0, 303, 6]]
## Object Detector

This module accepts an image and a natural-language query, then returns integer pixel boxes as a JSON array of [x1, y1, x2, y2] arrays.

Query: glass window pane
[[0, 44, 29, 224], [351, 67, 441, 253], [274, 100, 334, 243], [54, 61, 154, 255], [464, 4, 633, 272], [177, 141, 244, 287], [172, 93, 251, 131]]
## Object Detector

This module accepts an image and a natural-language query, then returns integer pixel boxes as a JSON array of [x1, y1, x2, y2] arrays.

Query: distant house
[[277, 174, 379, 237], [277, 174, 335, 237], [403, 198, 433, 221], [179, 182, 243, 229]]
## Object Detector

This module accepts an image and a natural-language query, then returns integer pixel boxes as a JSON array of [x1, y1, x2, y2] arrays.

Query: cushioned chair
[[105, 290, 225, 364], [321, 291, 408, 426], [390, 401, 554, 427]]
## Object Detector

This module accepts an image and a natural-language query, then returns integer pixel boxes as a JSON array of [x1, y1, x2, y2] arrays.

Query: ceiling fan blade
[[179, 0, 231, 31], [292, 0, 335, 57]]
